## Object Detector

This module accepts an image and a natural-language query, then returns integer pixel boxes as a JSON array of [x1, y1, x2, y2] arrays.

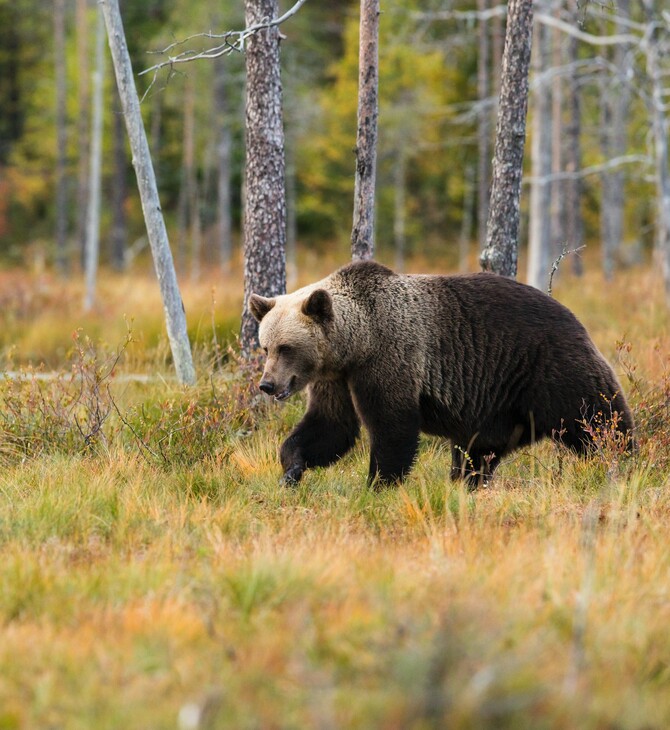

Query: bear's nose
[[259, 380, 276, 395]]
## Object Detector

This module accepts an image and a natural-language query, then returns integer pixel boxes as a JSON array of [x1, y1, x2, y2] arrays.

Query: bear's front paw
[[281, 464, 304, 486]]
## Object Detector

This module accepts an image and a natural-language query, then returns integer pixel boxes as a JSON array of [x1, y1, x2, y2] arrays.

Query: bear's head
[[249, 288, 334, 401]]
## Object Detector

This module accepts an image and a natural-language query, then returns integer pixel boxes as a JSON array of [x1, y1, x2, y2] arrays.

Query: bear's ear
[[301, 289, 333, 324], [249, 294, 276, 322]]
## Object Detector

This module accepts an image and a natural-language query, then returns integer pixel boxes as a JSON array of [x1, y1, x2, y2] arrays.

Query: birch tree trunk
[[75, 0, 90, 268], [100, 0, 196, 385], [351, 0, 380, 262], [240, 0, 287, 355], [600, 0, 630, 280], [480, 0, 534, 277], [477, 0, 491, 253], [111, 84, 128, 271], [527, 13, 553, 291], [54, 0, 69, 274], [83, 7, 105, 313], [642, 1, 670, 305], [565, 5, 584, 276], [550, 0, 566, 258]]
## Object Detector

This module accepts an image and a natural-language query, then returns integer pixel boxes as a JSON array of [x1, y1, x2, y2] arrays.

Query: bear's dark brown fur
[[250, 261, 633, 487]]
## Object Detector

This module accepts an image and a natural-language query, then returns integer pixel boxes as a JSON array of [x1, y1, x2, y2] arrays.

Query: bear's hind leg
[[280, 379, 360, 484]]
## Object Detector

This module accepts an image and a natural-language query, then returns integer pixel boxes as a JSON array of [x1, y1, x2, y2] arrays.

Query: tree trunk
[[100, 0, 196, 385], [477, 0, 491, 253], [240, 0, 287, 355], [643, 0, 670, 305], [600, 0, 630, 281], [550, 0, 565, 258], [214, 56, 233, 274], [54, 0, 69, 274], [84, 7, 105, 312], [527, 13, 553, 291], [480, 0, 534, 278], [75, 0, 90, 270], [110, 84, 127, 271], [351, 0, 380, 262], [565, 2, 584, 276]]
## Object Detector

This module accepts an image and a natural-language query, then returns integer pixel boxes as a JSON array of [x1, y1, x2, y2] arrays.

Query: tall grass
[[0, 260, 668, 728]]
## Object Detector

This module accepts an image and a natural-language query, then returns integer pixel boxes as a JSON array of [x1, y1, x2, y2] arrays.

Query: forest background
[[1, 0, 661, 296]]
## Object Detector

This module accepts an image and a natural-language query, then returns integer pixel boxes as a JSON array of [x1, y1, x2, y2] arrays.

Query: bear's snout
[[259, 380, 276, 395]]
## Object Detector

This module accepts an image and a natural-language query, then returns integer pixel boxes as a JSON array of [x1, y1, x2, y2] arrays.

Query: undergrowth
[[0, 265, 667, 729]]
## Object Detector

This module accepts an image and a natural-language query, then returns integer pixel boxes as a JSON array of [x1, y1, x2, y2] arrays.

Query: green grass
[[0, 261, 668, 728]]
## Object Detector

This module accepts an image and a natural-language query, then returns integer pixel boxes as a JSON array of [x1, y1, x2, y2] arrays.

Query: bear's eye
[[277, 344, 292, 356], [262, 347, 268, 355]]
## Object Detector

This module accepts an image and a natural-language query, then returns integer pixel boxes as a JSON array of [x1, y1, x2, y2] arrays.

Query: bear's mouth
[[274, 377, 296, 401]]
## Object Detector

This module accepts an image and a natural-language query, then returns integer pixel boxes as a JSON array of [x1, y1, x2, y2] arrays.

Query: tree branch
[[523, 154, 649, 184], [138, 0, 309, 97]]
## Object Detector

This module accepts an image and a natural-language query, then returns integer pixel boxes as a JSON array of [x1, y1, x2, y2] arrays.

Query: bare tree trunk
[[550, 0, 565, 258], [84, 7, 105, 312], [480, 0, 534, 278], [477, 0, 491, 253], [75, 0, 90, 269], [643, 1, 670, 305], [110, 84, 127, 271], [527, 13, 553, 291], [54, 0, 69, 274], [241, 0, 287, 355], [214, 56, 233, 274], [100, 0, 195, 385], [459, 163, 476, 272], [565, 3, 584, 276], [600, 0, 630, 281], [351, 0, 380, 262]]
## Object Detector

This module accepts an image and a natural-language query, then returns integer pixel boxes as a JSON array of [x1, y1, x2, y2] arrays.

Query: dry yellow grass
[[0, 258, 667, 728]]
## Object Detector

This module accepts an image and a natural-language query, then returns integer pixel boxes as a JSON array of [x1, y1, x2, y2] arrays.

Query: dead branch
[[138, 0, 309, 97]]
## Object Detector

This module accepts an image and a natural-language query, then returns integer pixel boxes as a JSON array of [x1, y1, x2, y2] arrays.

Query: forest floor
[[0, 257, 669, 729]]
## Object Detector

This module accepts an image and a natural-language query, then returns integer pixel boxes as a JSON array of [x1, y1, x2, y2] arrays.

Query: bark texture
[[351, 0, 380, 262], [241, 0, 287, 355], [101, 0, 196, 385], [480, 0, 534, 278]]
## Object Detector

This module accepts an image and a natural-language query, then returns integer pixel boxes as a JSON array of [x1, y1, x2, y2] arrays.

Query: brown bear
[[250, 261, 633, 487]]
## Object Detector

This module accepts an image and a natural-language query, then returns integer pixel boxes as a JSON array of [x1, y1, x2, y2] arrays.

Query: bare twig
[[138, 0, 309, 97], [548, 245, 586, 296]]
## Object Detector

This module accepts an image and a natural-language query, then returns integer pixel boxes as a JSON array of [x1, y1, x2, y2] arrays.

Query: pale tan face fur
[[249, 288, 331, 401]]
